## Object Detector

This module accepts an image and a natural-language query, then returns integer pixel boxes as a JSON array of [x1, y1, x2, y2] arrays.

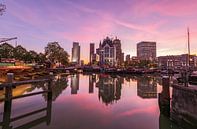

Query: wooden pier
[[0, 73, 53, 129]]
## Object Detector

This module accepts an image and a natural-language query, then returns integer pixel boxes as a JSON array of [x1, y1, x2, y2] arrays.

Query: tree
[[45, 42, 69, 66], [0, 3, 6, 16], [36, 53, 46, 64], [14, 45, 28, 61], [0, 43, 15, 59]]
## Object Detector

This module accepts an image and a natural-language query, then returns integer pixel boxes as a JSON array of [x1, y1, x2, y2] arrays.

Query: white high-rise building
[[71, 42, 80, 64]]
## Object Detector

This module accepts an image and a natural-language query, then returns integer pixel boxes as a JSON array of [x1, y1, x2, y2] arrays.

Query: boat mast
[[187, 27, 190, 70]]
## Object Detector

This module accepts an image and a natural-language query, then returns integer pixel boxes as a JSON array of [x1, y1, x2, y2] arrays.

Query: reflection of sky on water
[[0, 74, 181, 129]]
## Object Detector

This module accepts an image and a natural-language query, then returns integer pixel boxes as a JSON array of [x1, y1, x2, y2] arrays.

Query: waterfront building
[[113, 37, 124, 66], [80, 60, 84, 66], [92, 53, 99, 64], [126, 55, 130, 62], [90, 43, 95, 64], [137, 41, 156, 61], [121, 53, 124, 66], [97, 37, 116, 66], [158, 54, 197, 70], [71, 42, 80, 64]]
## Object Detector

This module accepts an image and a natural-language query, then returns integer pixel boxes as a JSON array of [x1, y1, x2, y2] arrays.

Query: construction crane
[[0, 37, 18, 47], [0, 3, 6, 15]]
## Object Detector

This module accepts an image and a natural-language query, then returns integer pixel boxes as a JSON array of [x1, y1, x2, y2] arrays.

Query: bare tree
[[0, 3, 6, 16]]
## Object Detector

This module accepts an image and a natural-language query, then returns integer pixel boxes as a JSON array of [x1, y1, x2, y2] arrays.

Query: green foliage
[[14, 45, 28, 61], [45, 42, 69, 66], [0, 43, 46, 64], [0, 42, 69, 66], [125, 60, 157, 68], [0, 43, 15, 58]]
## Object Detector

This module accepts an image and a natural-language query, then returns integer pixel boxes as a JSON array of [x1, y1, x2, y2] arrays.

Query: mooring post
[[46, 72, 53, 125], [48, 72, 53, 93], [2, 73, 14, 129], [47, 72, 53, 102], [158, 76, 170, 117], [5, 73, 14, 101], [46, 90, 52, 125]]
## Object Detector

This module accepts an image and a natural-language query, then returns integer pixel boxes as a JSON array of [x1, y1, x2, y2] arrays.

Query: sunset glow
[[1, 0, 197, 62]]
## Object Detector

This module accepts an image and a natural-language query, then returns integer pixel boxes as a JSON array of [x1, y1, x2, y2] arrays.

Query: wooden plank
[[11, 107, 47, 122], [0, 79, 50, 88], [12, 90, 49, 100], [14, 116, 47, 129]]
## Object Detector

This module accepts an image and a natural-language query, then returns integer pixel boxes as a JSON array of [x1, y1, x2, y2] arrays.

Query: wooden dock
[[0, 73, 53, 129]]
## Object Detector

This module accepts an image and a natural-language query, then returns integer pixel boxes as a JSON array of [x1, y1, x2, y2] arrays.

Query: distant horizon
[[1, 0, 197, 63]]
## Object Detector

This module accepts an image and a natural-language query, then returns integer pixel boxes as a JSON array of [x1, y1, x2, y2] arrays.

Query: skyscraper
[[113, 37, 124, 66], [137, 41, 156, 61], [72, 42, 80, 64], [90, 43, 95, 64]]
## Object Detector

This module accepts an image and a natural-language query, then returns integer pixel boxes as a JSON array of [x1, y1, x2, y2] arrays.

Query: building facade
[[97, 37, 116, 66], [137, 41, 156, 61], [158, 54, 197, 70], [71, 42, 80, 64], [126, 54, 130, 62], [113, 38, 124, 66], [89, 43, 95, 64]]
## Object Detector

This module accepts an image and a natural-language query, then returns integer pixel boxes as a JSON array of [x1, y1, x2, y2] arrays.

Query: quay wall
[[171, 84, 197, 127]]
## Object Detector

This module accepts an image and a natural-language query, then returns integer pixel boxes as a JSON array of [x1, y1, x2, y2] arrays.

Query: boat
[[189, 71, 197, 85]]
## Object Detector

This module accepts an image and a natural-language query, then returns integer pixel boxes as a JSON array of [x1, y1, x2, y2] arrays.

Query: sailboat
[[177, 28, 197, 86], [176, 28, 197, 85], [187, 28, 197, 85]]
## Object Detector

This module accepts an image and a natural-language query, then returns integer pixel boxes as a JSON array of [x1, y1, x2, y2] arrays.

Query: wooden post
[[2, 99, 12, 129], [5, 73, 14, 100], [46, 72, 53, 125], [46, 90, 52, 125], [2, 73, 14, 129], [158, 76, 170, 117], [48, 72, 53, 93]]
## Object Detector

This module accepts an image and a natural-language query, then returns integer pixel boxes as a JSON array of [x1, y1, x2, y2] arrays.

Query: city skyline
[[1, 0, 197, 63]]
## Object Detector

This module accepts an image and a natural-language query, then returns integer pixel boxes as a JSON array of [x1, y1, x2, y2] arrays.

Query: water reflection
[[70, 74, 79, 94], [137, 76, 157, 99], [0, 74, 196, 129], [96, 74, 122, 105], [0, 92, 52, 129], [89, 74, 96, 93]]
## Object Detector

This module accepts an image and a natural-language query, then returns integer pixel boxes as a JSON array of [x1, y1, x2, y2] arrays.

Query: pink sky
[[1, 0, 197, 62]]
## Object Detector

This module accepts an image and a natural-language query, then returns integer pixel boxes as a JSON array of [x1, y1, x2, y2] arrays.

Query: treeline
[[0, 42, 69, 66], [124, 60, 157, 68]]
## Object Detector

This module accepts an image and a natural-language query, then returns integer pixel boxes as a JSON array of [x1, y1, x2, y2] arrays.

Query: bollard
[[48, 72, 53, 99], [5, 73, 14, 100], [3, 73, 13, 128], [158, 76, 170, 117], [46, 89, 52, 125]]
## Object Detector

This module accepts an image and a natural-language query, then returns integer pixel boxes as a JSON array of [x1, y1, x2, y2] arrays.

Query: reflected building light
[[137, 77, 157, 99], [70, 74, 79, 94], [89, 75, 94, 93], [96, 75, 122, 105]]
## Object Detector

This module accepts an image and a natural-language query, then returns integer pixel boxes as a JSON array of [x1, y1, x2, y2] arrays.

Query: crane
[[0, 37, 17, 43], [0, 37, 18, 47]]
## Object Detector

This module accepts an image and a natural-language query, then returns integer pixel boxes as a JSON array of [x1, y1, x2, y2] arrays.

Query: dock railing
[[0, 73, 53, 129]]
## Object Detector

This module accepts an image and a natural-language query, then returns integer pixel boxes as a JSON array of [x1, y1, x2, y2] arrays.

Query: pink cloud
[[118, 105, 158, 117], [132, 0, 197, 17]]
